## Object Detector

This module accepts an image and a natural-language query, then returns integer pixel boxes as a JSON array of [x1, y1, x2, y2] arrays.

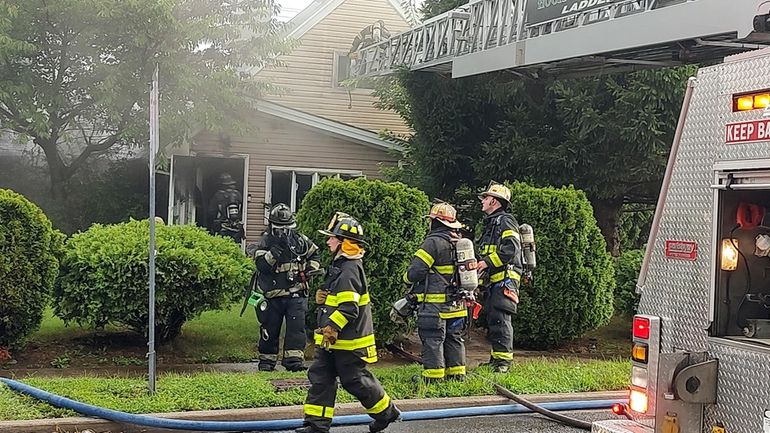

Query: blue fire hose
[[1, 377, 622, 431]]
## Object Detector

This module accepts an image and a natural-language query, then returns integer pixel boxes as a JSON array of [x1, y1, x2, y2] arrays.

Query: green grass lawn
[[0, 359, 630, 421], [165, 305, 259, 363], [27, 304, 259, 365]]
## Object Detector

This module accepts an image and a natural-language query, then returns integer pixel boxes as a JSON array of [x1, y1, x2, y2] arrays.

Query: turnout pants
[[485, 280, 519, 367], [417, 305, 466, 380], [258, 296, 308, 371], [303, 349, 398, 433]]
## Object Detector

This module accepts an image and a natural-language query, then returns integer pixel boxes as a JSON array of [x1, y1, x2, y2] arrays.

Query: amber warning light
[[733, 90, 770, 111]]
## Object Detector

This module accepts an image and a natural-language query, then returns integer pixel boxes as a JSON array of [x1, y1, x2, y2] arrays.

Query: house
[[167, 0, 415, 241]]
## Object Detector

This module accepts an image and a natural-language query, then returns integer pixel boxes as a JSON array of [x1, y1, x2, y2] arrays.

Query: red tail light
[[633, 316, 650, 339], [612, 403, 625, 415]]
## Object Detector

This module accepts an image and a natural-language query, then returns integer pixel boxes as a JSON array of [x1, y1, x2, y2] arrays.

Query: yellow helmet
[[319, 211, 367, 244], [425, 202, 462, 229], [478, 181, 511, 204]]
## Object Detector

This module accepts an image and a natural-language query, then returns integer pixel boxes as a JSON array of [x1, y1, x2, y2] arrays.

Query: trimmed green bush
[[0, 189, 63, 349], [54, 220, 254, 342], [507, 182, 615, 349], [614, 249, 644, 317], [296, 178, 430, 344]]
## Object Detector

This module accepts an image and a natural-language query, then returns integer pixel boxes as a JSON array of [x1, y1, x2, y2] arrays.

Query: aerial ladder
[[349, 0, 770, 79]]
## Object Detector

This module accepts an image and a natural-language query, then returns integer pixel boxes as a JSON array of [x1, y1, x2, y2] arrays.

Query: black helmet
[[319, 212, 366, 244], [219, 173, 237, 186], [268, 203, 296, 228]]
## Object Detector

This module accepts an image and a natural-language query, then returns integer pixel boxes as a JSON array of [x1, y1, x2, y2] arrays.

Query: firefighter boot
[[493, 363, 510, 373], [295, 425, 326, 433], [368, 405, 401, 433], [257, 360, 276, 371]]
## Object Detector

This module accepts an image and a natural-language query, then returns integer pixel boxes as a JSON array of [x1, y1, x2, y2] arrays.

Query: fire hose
[[0, 375, 622, 431]]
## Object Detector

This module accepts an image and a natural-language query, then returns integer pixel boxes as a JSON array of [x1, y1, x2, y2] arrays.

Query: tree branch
[[66, 109, 134, 176], [0, 102, 34, 135], [66, 133, 121, 176]]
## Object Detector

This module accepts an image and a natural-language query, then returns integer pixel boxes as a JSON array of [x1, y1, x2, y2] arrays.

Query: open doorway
[[169, 154, 249, 241]]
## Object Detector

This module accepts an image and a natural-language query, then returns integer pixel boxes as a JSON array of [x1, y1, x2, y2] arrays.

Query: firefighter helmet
[[426, 202, 462, 229], [219, 173, 237, 186], [478, 181, 511, 205], [268, 203, 296, 228], [319, 212, 367, 244]]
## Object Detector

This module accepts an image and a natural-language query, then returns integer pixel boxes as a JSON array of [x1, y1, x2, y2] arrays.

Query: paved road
[[230, 410, 622, 433]]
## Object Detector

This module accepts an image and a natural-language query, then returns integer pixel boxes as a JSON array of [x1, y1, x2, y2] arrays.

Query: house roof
[[255, 100, 405, 153], [286, 0, 417, 39]]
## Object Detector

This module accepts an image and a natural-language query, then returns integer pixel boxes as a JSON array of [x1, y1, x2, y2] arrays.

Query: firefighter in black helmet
[[297, 212, 400, 433], [206, 173, 244, 243], [249, 203, 321, 371], [403, 202, 467, 382], [476, 182, 522, 373]]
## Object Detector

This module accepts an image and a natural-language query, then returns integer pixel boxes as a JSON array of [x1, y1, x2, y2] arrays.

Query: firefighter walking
[[476, 182, 522, 373], [251, 203, 321, 372], [298, 212, 400, 433], [403, 203, 467, 381]]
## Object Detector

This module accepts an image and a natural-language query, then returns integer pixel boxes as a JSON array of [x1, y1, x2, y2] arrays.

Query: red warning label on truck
[[726, 119, 770, 144], [665, 240, 697, 261]]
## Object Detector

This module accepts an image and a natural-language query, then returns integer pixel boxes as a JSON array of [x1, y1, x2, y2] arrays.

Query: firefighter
[[298, 212, 400, 433], [206, 173, 244, 243], [476, 182, 522, 373], [251, 203, 321, 372], [403, 202, 467, 382]]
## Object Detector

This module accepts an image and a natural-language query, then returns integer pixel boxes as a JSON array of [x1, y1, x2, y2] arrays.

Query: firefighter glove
[[269, 244, 285, 260], [319, 325, 338, 349], [315, 289, 328, 305], [245, 243, 259, 258]]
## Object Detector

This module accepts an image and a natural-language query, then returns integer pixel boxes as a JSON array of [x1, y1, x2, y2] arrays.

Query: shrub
[[0, 189, 63, 349], [619, 204, 653, 252], [54, 220, 254, 341], [614, 249, 644, 316], [507, 182, 615, 349], [296, 178, 430, 344]]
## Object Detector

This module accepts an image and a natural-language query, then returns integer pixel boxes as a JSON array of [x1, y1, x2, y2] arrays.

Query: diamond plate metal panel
[[592, 420, 654, 433], [704, 340, 770, 433], [719, 55, 770, 161], [637, 65, 722, 356]]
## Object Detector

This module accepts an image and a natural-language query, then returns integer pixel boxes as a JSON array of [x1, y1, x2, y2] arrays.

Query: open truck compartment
[[713, 170, 770, 346]]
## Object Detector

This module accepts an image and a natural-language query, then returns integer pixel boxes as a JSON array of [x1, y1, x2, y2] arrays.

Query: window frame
[[332, 51, 377, 92], [264, 166, 365, 219]]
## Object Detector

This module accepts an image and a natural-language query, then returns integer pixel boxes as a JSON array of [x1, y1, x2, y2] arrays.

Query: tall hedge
[[614, 249, 644, 316], [507, 182, 615, 348], [54, 220, 254, 342], [296, 178, 430, 344], [0, 189, 63, 349]]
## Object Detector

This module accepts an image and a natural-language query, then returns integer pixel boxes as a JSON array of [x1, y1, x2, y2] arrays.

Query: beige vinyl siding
[[258, 0, 411, 136], [192, 113, 398, 239]]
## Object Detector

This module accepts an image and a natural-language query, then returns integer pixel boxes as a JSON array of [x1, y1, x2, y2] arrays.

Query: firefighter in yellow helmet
[[298, 212, 400, 433], [402, 202, 467, 381], [476, 182, 522, 373]]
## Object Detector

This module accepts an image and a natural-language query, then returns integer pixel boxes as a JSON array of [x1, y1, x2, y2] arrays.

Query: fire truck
[[349, 1, 770, 432], [593, 39, 770, 433]]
